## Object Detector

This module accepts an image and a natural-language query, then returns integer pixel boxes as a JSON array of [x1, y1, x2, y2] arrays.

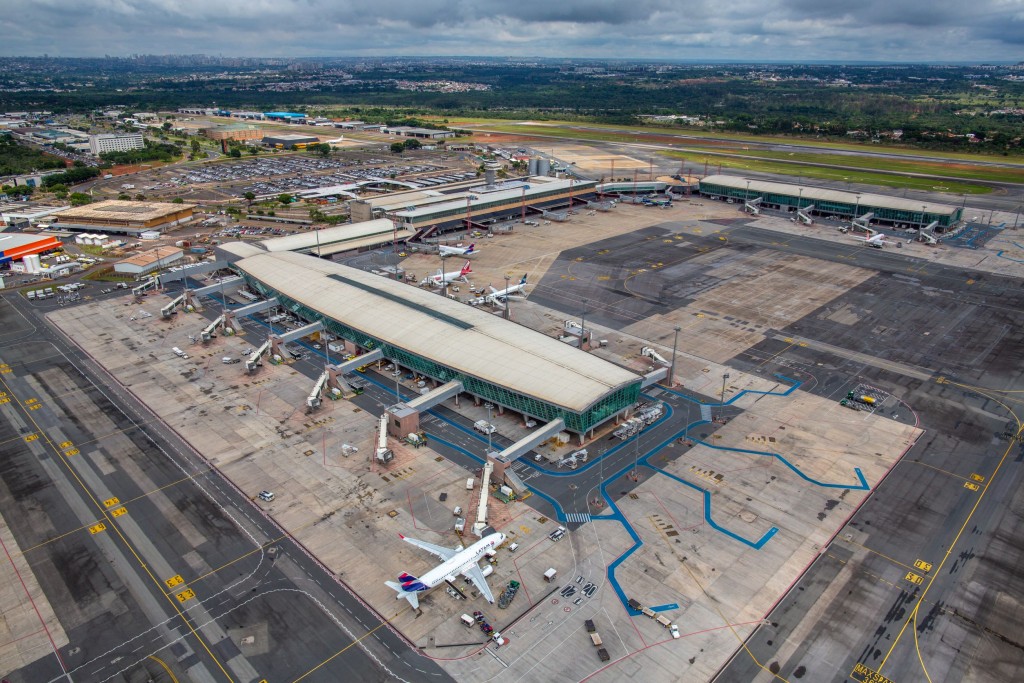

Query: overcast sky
[[4, 0, 1023, 62]]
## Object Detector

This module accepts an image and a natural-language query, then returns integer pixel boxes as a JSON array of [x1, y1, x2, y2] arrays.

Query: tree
[[390, 142, 405, 154], [278, 193, 293, 205], [190, 139, 201, 155], [171, 197, 184, 204], [162, 122, 172, 131], [243, 191, 256, 209], [229, 148, 241, 158], [69, 192, 92, 206], [403, 138, 422, 150]]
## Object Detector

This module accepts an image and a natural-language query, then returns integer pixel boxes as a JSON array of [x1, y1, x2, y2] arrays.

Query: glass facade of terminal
[[240, 273, 641, 434], [699, 180, 963, 228]]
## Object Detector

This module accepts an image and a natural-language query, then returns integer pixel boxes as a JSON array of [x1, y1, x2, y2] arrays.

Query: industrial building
[[383, 126, 457, 140], [352, 176, 598, 236], [220, 244, 642, 436], [258, 219, 408, 256], [262, 134, 320, 150], [52, 200, 196, 235], [698, 175, 964, 229], [201, 123, 263, 141], [88, 133, 145, 156], [264, 112, 307, 123], [114, 246, 184, 276], [0, 232, 63, 266]]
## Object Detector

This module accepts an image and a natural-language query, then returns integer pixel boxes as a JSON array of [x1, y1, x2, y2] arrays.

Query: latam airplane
[[852, 233, 890, 248], [421, 260, 472, 288], [385, 532, 505, 609], [438, 243, 478, 257], [468, 275, 528, 306]]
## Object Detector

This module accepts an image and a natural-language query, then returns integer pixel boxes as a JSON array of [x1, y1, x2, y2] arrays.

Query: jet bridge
[[186, 276, 243, 306], [200, 314, 228, 342], [642, 367, 668, 388], [744, 196, 763, 215], [307, 371, 330, 410], [492, 418, 566, 464], [917, 221, 940, 245], [132, 276, 159, 297], [269, 321, 324, 358], [853, 212, 875, 231], [797, 204, 815, 225], [160, 292, 188, 319], [471, 460, 494, 537], [245, 340, 272, 373], [157, 261, 230, 283], [405, 381, 464, 412], [224, 298, 278, 330]]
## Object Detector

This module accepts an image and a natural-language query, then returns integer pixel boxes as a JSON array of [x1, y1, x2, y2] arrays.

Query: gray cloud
[[2, 0, 1022, 61]]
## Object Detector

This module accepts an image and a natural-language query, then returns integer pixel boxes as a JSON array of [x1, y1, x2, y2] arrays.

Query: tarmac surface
[[0, 294, 453, 682]]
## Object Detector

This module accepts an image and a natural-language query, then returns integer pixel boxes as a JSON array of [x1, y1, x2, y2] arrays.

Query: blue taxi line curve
[[996, 242, 1024, 263]]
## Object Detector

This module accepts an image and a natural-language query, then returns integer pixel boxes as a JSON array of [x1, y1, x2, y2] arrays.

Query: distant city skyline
[[2, 0, 1022, 63]]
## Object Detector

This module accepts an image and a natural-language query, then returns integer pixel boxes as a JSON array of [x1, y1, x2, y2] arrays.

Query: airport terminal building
[[220, 244, 642, 435], [699, 175, 964, 229]]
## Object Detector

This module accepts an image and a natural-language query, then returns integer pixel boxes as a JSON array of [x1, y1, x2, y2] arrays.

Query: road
[[0, 292, 453, 683]]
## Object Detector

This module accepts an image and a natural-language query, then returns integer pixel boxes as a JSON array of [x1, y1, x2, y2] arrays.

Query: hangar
[[220, 244, 642, 436], [52, 200, 196, 235], [258, 218, 410, 256], [0, 232, 63, 265], [699, 175, 964, 229]]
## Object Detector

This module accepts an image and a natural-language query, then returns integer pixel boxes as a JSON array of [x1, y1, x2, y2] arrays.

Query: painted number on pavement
[[165, 575, 184, 588], [176, 589, 196, 603], [89, 523, 107, 535]]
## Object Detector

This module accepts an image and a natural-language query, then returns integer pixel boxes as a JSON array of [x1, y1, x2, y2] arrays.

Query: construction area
[[0, 121, 1018, 683]]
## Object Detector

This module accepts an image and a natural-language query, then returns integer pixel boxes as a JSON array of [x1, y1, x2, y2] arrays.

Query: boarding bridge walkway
[[187, 276, 243, 301], [853, 212, 875, 230], [327, 349, 383, 376], [744, 196, 762, 215], [405, 381, 464, 412], [493, 418, 566, 464], [797, 204, 815, 225], [271, 321, 324, 346], [157, 261, 230, 283], [227, 298, 279, 320], [642, 367, 668, 388]]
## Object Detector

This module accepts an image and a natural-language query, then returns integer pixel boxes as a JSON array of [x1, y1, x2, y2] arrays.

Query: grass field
[[662, 151, 992, 195], [451, 118, 1024, 166]]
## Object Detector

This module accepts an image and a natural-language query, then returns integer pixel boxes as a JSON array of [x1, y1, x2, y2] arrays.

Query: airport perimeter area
[[2, 194, 1023, 682]]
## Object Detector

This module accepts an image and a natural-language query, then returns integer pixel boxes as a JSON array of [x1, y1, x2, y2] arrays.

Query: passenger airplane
[[438, 243, 478, 257], [469, 275, 528, 306], [385, 532, 505, 609], [852, 233, 889, 248], [421, 260, 472, 287]]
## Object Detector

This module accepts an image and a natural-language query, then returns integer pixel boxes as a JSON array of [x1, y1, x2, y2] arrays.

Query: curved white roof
[[259, 219, 396, 253], [234, 250, 639, 412]]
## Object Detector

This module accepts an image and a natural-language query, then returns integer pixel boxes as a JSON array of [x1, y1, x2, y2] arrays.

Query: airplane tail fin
[[460, 261, 472, 276], [519, 274, 527, 285], [384, 580, 421, 610], [466, 243, 475, 253]]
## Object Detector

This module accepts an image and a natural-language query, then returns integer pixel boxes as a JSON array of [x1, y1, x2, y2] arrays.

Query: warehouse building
[[52, 200, 196, 235], [262, 134, 319, 150], [88, 133, 145, 155], [221, 245, 642, 436], [201, 123, 263, 141], [383, 126, 456, 140], [263, 112, 307, 123], [114, 246, 184, 276], [698, 175, 963, 229], [0, 232, 63, 266]]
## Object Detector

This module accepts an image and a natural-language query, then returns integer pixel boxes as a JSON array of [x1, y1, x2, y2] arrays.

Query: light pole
[[503, 274, 510, 320], [1014, 205, 1021, 230], [853, 193, 861, 224], [721, 372, 730, 407], [669, 326, 680, 387], [745, 180, 751, 203], [922, 205, 928, 228], [797, 187, 803, 212], [580, 298, 588, 351], [440, 254, 449, 299], [485, 403, 494, 453]]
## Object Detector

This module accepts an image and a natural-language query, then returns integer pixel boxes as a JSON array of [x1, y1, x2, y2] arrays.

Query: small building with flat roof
[[114, 246, 184, 276]]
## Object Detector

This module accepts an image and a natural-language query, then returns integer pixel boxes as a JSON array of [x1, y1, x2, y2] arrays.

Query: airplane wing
[[463, 562, 496, 604], [399, 534, 459, 562]]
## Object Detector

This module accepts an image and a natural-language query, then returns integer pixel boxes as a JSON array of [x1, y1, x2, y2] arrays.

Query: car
[[398, 252, 408, 257], [669, 624, 680, 639], [258, 490, 275, 502], [312, 343, 323, 349]]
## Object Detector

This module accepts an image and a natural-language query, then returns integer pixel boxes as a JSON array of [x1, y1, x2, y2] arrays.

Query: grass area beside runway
[[660, 150, 993, 195], [453, 119, 1024, 165]]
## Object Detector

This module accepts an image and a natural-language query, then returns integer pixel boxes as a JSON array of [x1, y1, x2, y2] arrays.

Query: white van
[[171, 347, 189, 359], [466, 478, 475, 490]]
